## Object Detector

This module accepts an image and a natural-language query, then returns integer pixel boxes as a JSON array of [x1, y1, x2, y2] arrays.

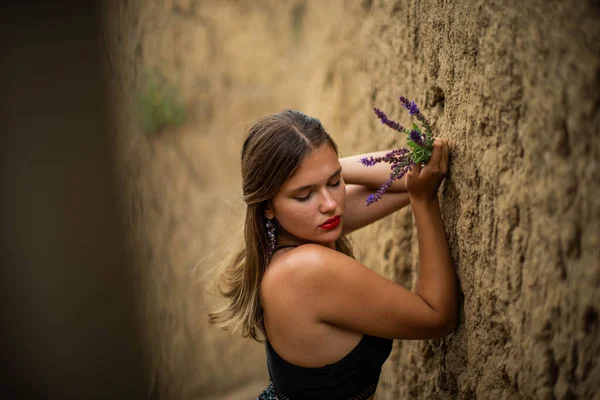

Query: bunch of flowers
[[362, 96, 434, 205]]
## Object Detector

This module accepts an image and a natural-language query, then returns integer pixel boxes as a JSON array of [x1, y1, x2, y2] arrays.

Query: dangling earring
[[265, 218, 277, 256]]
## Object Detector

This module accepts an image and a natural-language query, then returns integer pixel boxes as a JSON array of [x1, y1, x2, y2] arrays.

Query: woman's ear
[[264, 203, 274, 220]]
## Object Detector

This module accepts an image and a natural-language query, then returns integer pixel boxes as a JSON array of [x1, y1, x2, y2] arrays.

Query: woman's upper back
[[261, 245, 393, 399], [261, 245, 364, 368]]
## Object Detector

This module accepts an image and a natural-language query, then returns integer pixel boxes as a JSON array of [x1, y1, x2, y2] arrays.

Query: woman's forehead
[[283, 145, 340, 190]]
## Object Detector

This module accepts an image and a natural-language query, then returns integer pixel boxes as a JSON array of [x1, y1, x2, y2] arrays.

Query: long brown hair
[[207, 109, 354, 342]]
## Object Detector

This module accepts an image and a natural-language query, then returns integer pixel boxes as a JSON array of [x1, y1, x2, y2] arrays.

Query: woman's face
[[265, 144, 345, 249]]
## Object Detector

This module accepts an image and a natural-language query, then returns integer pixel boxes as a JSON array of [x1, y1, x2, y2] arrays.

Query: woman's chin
[[317, 227, 343, 245], [287, 224, 343, 247]]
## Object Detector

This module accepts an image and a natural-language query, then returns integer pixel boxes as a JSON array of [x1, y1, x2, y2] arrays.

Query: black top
[[265, 334, 393, 400]]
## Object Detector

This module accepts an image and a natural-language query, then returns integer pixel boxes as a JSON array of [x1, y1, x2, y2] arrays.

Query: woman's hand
[[405, 138, 449, 203]]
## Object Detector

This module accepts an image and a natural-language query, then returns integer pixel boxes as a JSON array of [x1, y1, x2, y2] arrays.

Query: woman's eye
[[295, 193, 311, 202], [294, 180, 340, 202]]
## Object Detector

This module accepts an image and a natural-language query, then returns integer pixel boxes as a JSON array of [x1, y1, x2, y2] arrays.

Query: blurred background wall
[[103, 0, 599, 399], [1, 2, 147, 399]]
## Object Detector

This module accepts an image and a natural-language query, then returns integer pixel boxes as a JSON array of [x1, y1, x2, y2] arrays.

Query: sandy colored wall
[[104, 0, 600, 398]]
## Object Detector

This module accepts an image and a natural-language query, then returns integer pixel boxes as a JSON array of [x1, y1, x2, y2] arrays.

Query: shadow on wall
[[0, 3, 148, 399]]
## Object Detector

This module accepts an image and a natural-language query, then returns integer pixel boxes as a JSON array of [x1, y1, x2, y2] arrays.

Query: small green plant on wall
[[135, 71, 185, 135]]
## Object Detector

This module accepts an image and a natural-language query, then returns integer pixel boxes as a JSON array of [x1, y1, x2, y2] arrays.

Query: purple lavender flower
[[399, 96, 420, 116], [408, 102, 419, 115], [365, 156, 415, 205], [398, 96, 433, 140], [409, 130, 425, 147], [361, 149, 410, 168], [396, 161, 414, 180], [360, 156, 383, 167], [365, 94, 435, 205], [373, 107, 405, 132], [417, 115, 432, 140], [366, 175, 395, 205], [385, 148, 410, 158]]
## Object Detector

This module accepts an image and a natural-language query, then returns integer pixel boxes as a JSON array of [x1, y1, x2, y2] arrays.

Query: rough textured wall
[[105, 0, 600, 398]]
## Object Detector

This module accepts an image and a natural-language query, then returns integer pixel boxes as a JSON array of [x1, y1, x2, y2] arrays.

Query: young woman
[[208, 109, 457, 400]]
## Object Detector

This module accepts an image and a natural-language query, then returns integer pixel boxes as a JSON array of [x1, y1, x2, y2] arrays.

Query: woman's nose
[[319, 190, 337, 213]]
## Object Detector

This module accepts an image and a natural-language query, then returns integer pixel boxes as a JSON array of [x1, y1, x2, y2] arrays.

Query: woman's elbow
[[445, 318, 459, 336], [439, 313, 458, 337], [427, 313, 458, 338]]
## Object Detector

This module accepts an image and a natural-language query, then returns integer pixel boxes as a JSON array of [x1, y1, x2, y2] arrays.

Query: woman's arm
[[283, 139, 457, 340], [410, 197, 457, 333], [405, 139, 457, 332], [342, 185, 409, 234], [340, 150, 410, 234], [340, 150, 407, 192]]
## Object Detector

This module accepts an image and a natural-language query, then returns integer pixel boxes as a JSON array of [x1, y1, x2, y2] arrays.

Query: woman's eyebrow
[[288, 168, 342, 193]]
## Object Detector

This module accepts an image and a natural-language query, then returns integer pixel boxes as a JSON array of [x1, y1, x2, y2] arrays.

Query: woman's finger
[[439, 140, 447, 171], [438, 139, 446, 171], [427, 138, 443, 169], [408, 160, 421, 179]]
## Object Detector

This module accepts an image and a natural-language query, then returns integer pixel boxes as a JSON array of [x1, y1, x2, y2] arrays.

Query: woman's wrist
[[409, 194, 440, 208]]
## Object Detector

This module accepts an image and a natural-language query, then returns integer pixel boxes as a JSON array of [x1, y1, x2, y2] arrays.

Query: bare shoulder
[[275, 243, 349, 282], [261, 244, 334, 324], [282, 243, 386, 299], [264, 244, 334, 286], [263, 244, 347, 302], [273, 243, 453, 340]]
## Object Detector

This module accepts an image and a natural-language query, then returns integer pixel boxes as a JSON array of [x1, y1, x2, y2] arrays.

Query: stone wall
[[105, 0, 600, 398]]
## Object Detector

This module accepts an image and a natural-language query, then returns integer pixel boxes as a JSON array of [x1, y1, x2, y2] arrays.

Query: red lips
[[319, 215, 341, 230]]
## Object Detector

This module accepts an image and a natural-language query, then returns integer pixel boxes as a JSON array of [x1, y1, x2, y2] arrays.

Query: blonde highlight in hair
[[207, 110, 354, 342]]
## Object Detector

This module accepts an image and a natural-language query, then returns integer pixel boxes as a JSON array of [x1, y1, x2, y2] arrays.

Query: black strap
[[274, 245, 298, 251]]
